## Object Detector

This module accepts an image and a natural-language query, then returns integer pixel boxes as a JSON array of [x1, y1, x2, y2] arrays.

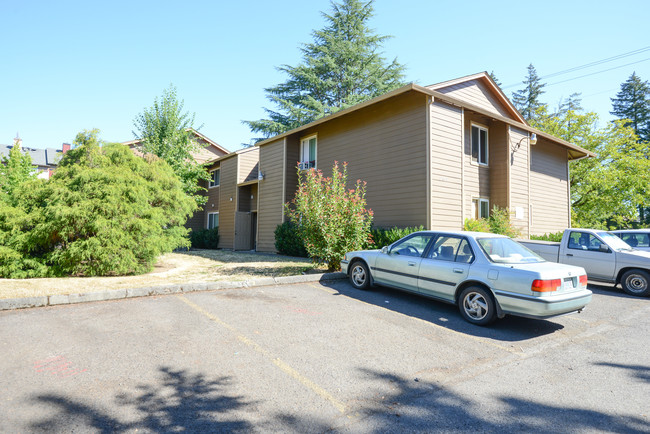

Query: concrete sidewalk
[[0, 272, 347, 311]]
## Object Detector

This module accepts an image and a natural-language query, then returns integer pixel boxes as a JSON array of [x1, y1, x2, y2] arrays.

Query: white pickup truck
[[519, 229, 650, 297]]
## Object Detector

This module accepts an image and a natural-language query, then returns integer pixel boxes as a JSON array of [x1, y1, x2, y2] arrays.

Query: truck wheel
[[458, 286, 496, 325], [621, 269, 650, 297]]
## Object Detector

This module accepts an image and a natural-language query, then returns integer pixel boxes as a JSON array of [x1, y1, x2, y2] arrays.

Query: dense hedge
[[369, 226, 425, 248], [274, 221, 308, 257], [190, 228, 220, 249], [529, 231, 564, 242]]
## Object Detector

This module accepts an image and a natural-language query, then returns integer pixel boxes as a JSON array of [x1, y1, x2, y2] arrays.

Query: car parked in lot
[[611, 229, 650, 252], [341, 231, 592, 326]]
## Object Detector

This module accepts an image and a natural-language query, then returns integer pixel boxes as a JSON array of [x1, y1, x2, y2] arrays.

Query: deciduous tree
[[245, 0, 406, 139]]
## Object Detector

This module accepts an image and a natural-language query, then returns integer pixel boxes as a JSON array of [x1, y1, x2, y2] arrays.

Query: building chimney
[[12, 133, 22, 148], [62, 143, 71, 154]]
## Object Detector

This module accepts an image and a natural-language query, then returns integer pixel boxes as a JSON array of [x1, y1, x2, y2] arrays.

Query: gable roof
[[0, 145, 62, 167], [426, 72, 528, 125], [123, 128, 229, 163], [256, 80, 595, 161]]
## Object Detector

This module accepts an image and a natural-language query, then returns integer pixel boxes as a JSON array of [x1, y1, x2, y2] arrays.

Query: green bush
[[286, 162, 373, 271], [0, 129, 196, 278], [274, 221, 308, 257], [190, 228, 220, 249], [369, 226, 424, 248], [530, 231, 564, 242], [463, 206, 521, 238]]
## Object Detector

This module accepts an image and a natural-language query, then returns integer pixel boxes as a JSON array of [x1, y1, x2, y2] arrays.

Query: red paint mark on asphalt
[[34, 356, 87, 377], [284, 305, 322, 316]]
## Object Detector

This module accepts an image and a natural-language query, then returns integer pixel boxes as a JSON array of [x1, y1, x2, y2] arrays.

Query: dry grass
[[0, 250, 326, 300]]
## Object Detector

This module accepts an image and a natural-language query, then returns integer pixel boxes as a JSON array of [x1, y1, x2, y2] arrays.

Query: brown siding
[[218, 157, 238, 249], [257, 140, 285, 252], [463, 112, 492, 219], [434, 79, 512, 119], [489, 124, 508, 210], [530, 139, 570, 235], [509, 126, 529, 237], [430, 100, 463, 230], [237, 147, 260, 184], [283, 92, 428, 229], [285, 136, 300, 204], [238, 183, 258, 212]]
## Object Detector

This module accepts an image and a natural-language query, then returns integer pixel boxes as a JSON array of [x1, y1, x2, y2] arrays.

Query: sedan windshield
[[477, 237, 544, 264]]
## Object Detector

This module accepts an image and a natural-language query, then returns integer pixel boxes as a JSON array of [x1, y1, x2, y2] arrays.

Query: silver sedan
[[340, 231, 592, 326]]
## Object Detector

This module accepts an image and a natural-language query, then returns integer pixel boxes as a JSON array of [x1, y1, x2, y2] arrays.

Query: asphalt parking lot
[[1, 280, 649, 433]]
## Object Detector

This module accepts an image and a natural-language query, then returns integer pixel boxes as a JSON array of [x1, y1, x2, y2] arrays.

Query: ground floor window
[[207, 212, 219, 229], [472, 198, 490, 219]]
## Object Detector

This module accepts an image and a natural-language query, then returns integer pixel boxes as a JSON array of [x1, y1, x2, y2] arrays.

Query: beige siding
[[509, 126, 529, 237], [463, 112, 492, 219], [237, 147, 260, 184], [489, 125, 508, 210], [434, 79, 512, 119], [257, 140, 285, 252], [430, 100, 463, 230], [218, 158, 238, 249], [282, 92, 428, 229], [285, 136, 300, 203], [530, 139, 570, 235]]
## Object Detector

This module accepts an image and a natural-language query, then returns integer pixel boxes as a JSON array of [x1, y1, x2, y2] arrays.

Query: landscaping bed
[[0, 250, 325, 300]]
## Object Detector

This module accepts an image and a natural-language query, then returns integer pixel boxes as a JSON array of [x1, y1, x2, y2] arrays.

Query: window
[[389, 234, 434, 257], [207, 212, 219, 229], [472, 198, 490, 219], [567, 231, 603, 251], [300, 135, 317, 170], [427, 236, 474, 263], [471, 124, 488, 165], [209, 169, 220, 188]]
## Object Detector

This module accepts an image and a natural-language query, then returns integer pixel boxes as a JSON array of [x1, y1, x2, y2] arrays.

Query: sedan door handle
[[408, 262, 416, 266], [453, 268, 463, 273]]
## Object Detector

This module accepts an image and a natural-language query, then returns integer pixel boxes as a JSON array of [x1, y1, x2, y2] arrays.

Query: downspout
[[461, 107, 465, 227], [426, 96, 432, 230]]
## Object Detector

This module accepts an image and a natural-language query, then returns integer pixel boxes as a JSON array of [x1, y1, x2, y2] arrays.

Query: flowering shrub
[[286, 162, 373, 271]]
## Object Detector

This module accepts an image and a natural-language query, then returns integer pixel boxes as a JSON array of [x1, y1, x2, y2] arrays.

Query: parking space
[[0, 280, 648, 432]]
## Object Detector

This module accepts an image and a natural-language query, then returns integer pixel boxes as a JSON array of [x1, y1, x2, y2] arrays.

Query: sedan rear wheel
[[458, 286, 496, 326], [350, 261, 371, 290], [621, 269, 650, 297]]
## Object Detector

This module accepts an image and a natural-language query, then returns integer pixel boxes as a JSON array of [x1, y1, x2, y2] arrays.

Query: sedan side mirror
[[381, 246, 388, 254]]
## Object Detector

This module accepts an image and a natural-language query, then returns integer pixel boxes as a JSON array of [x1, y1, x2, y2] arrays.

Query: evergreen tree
[[245, 0, 406, 139], [610, 72, 650, 142], [488, 71, 501, 87], [0, 141, 36, 205], [512, 64, 547, 121], [132, 85, 209, 207]]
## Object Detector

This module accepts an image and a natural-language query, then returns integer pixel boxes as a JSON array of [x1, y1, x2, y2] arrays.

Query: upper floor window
[[209, 168, 220, 188], [471, 124, 488, 165], [300, 135, 317, 170]]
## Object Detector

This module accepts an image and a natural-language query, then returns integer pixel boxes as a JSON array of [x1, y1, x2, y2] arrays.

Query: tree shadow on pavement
[[30, 366, 254, 433], [273, 368, 650, 433], [595, 362, 650, 383]]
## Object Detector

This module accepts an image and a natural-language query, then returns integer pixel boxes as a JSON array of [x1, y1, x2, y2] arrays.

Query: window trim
[[209, 168, 220, 188], [207, 212, 219, 229], [472, 198, 490, 219], [299, 134, 317, 170], [470, 123, 489, 166]]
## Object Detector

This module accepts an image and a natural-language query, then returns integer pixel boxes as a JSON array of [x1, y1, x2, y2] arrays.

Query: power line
[[546, 57, 650, 87], [502, 46, 650, 89]]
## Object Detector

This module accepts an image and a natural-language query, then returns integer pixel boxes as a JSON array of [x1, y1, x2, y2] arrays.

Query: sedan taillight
[[579, 275, 588, 286], [532, 279, 561, 293]]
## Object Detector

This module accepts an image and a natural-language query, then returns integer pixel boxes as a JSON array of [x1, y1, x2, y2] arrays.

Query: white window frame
[[472, 198, 490, 219], [299, 135, 317, 170], [207, 212, 219, 229], [209, 168, 220, 188], [471, 124, 489, 166]]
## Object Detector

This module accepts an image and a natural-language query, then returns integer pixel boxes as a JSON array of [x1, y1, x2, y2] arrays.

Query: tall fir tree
[[488, 71, 501, 87], [610, 72, 650, 142], [245, 0, 406, 140], [512, 64, 547, 121]]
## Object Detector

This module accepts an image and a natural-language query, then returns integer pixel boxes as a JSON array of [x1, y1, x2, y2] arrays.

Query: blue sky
[[2, 0, 649, 151]]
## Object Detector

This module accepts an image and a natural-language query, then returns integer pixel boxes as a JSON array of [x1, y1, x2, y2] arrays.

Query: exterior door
[[418, 236, 474, 302], [373, 234, 435, 292], [234, 212, 252, 250], [562, 231, 616, 280]]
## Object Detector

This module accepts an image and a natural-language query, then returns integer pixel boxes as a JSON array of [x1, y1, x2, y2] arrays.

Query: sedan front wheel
[[349, 261, 371, 290], [458, 286, 496, 326]]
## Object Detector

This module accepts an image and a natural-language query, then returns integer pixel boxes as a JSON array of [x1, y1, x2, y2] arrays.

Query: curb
[[0, 272, 347, 311]]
